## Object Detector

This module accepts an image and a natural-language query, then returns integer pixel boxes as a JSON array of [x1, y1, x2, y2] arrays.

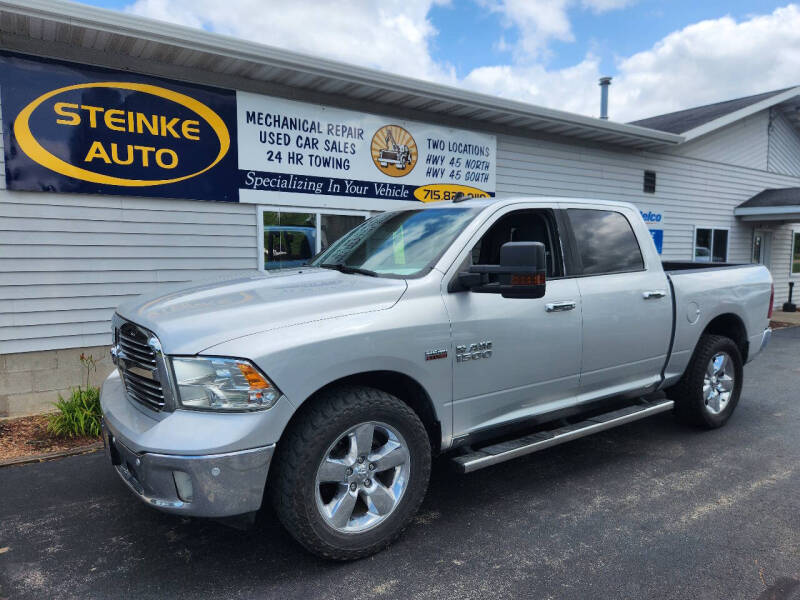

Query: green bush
[[47, 387, 102, 438], [47, 352, 102, 439]]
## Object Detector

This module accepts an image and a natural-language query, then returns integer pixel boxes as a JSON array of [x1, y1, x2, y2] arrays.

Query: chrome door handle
[[546, 301, 577, 312], [642, 290, 667, 299]]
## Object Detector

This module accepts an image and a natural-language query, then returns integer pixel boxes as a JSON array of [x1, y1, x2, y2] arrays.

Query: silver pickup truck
[[101, 197, 773, 560]]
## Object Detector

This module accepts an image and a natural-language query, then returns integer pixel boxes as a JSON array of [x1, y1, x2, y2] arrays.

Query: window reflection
[[312, 208, 480, 276], [567, 209, 644, 275], [263, 212, 316, 270]]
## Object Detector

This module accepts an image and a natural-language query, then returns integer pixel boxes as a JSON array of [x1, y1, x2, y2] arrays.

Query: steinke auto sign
[[1, 53, 496, 203], [1, 53, 237, 201]]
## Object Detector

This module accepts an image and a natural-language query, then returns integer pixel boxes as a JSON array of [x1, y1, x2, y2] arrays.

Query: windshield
[[310, 207, 481, 277]]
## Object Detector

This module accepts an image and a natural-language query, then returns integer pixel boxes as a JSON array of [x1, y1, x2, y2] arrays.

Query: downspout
[[767, 107, 775, 173]]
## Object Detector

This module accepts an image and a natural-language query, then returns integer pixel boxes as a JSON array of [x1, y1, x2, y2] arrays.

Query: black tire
[[669, 334, 743, 429], [270, 385, 431, 560]]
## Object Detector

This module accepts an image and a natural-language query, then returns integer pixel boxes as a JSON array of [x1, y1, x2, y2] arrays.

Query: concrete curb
[[0, 442, 103, 468]]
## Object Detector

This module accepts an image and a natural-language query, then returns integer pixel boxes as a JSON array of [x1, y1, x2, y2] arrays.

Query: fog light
[[173, 471, 194, 503]]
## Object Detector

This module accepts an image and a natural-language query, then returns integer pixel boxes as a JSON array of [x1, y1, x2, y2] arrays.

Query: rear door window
[[566, 209, 644, 275]]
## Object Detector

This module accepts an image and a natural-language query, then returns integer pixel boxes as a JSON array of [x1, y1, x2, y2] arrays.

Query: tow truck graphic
[[377, 128, 412, 170]]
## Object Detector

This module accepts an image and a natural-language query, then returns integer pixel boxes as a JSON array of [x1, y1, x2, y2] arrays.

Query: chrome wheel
[[314, 421, 410, 534], [703, 352, 735, 415]]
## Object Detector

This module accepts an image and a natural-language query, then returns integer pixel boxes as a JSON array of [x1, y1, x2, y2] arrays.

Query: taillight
[[768, 283, 774, 319]]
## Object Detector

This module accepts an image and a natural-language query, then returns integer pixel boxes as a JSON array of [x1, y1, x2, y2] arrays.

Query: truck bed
[[662, 262, 771, 386]]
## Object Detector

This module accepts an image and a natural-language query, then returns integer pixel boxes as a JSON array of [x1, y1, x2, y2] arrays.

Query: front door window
[[753, 233, 763, 263], [752, 231, 772, 266]]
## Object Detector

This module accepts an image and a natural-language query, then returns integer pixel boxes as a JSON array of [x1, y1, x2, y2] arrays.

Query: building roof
[[630, 89, 793, 133], [630, 87, 800, 140], [738, 188, 800, 209], [734, 188, 800, 221], [0, 0, 683, 151]]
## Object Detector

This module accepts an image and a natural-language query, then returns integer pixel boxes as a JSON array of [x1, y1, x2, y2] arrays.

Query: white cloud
[[124, 0, 800, 124], [126, 0, 455, 83], [463, 57, 602, 116], [478, 0, 574, 60], [476, 0, 633, 62], [581, 0, 635, 14], [612, 5, 800, 120]]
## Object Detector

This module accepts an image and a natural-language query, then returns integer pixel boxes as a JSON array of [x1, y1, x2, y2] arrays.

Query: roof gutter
[[0, 0, 683, 147], [734, 205, 800, 216]]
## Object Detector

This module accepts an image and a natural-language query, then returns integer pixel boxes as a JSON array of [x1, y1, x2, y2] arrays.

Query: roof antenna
[[599, 76, 612, 120]]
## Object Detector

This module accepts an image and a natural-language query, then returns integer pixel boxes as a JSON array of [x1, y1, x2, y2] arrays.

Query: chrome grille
[[122, 371, 166, 412], [119, 323, 157, 368], [113, 316, 169, 412]]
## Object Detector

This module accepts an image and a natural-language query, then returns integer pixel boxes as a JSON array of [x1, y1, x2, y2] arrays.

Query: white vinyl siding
[[767, 111, 800, 177], [666, 111, 769, 170], [0, 192, 259, 353]]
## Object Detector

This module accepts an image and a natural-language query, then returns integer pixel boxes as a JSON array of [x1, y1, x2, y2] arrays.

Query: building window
[[259, 207, 369, 270], [694, 228, 728, 263], [792, 231, 800, 276], [567, 209, 644, 275], [643, 170, 656, 194]]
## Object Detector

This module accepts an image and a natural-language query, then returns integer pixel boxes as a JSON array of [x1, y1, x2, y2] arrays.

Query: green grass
[[47, 387, 102, 439]]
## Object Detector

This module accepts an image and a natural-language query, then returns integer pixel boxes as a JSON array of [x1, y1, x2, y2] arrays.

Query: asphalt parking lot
[[1, 328, 799, 600]]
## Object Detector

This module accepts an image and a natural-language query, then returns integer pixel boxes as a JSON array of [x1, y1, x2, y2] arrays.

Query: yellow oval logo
[[414, 183, 492, 203], [13, 82, 230, 187]]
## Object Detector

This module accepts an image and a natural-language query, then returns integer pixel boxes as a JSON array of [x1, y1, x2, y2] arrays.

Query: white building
[[1, 0, 798, 416]]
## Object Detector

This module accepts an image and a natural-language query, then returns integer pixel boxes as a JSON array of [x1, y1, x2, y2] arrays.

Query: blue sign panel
[[649, 228, 664, 254], [0, 52, 238, 202]]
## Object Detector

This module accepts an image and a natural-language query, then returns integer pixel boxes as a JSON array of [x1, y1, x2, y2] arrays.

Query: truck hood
[[116, 268, 408, 354]]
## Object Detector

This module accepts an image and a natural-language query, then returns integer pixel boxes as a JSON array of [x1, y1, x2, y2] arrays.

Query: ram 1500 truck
[[101, 197, 773, 560]]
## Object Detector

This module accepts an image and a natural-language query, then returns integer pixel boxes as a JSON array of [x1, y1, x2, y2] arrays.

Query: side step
[[451, 399, 674, 473]]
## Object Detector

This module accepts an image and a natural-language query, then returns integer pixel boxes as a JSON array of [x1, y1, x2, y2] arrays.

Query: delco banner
[[0, 53, 238, 201], [236, 92, 496, 202]]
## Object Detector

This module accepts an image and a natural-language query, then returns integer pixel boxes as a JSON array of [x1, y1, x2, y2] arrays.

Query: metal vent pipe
[[599, 77, 612, 120]]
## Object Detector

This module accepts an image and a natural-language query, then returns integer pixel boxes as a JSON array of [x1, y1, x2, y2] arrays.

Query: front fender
[[204, 297, 454, 446]]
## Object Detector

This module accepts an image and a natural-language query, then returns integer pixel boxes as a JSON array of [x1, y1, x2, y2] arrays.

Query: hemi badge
[[425, 349, 448, 361]]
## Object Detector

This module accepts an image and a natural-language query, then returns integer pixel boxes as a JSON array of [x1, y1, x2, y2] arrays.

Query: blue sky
[[426, 0, 789, 78], [74, 0, 800, 121]]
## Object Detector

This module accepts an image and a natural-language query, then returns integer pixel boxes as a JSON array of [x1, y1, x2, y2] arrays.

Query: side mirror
[[456, 271, 483, 290], [459, 241, 547, 299]]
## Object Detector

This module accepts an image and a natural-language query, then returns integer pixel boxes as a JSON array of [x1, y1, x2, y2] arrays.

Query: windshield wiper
[[318, 263, 379, 277]]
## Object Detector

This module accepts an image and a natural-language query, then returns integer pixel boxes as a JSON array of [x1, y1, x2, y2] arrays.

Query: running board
[[451, 399, 674, 474]]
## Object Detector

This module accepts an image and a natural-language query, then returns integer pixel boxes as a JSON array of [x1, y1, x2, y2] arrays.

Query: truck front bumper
[[103, 420, 274, 517], [101, 371, 293, 518]]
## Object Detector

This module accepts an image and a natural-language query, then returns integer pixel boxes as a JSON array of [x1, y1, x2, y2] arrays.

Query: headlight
[[171, 357, 281, 411]]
